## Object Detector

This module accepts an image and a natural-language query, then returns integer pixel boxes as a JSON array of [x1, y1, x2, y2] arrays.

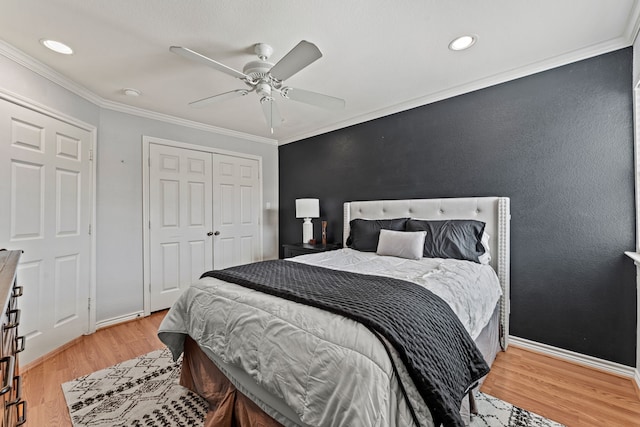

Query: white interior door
[[0, 98, 92, 365], [212, 153, 261, 269], [149, 143, 213, 311]]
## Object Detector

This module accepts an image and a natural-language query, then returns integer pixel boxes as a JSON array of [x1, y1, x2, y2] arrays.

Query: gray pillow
[[406, 219, 486, 263], [376, 229, 427, 260], [347, 218, 409, 252]]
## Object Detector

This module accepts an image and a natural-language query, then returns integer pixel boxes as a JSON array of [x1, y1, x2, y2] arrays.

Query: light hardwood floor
[[21, 311, 640, 427], [482, 346, 640, 426], [22, 311, 167, 427]]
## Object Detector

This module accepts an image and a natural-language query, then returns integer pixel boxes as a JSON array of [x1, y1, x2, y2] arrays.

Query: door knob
[[214, 231, 220, 236], [207, 231, 213, 236]]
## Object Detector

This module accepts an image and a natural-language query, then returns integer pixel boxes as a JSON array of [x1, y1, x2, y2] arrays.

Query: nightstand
[[282, 243, 342, 258]]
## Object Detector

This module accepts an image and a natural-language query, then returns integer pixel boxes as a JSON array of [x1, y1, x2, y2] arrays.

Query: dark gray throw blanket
[[201, 260, 489, 427]]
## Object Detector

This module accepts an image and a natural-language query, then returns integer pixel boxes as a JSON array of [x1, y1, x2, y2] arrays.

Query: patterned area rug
[[62, 348, 206, 426], [472, 393, 564, 427], [63, 349, 564, 427]]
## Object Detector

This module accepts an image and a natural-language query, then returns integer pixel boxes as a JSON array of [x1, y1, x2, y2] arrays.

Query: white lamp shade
[[295, 198, 319, 218]]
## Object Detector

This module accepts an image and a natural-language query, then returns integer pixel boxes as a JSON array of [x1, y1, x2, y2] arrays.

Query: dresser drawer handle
[[15, 400, 26, 426], [3, 309, 20, 330], [5, 375, 21, 407], [14, 335, 25, 354], [0, 356, 15, 395], [11, 286, 23, 298]]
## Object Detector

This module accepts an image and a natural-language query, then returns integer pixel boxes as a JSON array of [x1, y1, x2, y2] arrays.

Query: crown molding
[[98, 98, 278, 146], [0, 40, 278, 146], [278, 35, 634, 145], [625, 0, 640, 42], [0, 39, 104, 105]]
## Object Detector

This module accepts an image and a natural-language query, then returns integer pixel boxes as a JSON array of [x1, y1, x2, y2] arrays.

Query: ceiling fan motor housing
[[243, 43, 277, 85], [243, 47, 278, 96], [243, 60, 274, 81]]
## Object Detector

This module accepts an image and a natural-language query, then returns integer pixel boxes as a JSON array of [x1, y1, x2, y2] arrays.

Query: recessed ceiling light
[[449, 35, 477, 51], [40, 39, 73, 55], [123, 88, 141, 97]]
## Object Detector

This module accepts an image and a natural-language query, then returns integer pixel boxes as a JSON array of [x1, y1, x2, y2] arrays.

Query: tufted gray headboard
[[343, 197, 511, 349]]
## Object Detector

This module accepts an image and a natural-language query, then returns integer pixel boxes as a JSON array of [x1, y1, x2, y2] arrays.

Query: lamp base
[[302, 218, 314, 243]]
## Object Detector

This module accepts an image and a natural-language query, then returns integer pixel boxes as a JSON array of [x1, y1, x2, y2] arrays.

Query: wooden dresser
[[0, 251, 26, 426]]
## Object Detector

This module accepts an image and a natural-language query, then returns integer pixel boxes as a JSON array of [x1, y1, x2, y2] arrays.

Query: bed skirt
[[181, 335, 284, 427]]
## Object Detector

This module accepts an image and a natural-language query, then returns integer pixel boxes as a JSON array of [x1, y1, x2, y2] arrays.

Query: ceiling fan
[[170, 40, 345, 133]]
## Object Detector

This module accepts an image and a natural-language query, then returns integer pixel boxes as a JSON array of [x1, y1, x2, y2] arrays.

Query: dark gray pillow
[[405, 219, 486, 263], [347, 218, 409, 252]]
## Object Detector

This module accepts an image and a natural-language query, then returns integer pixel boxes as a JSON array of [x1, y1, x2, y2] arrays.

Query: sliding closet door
[[0, 98, 92, 365], [148, 143, 213, 312]]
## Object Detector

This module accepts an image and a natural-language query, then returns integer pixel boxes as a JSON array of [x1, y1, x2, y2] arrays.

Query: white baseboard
[[635, 368, 640, 392], [96, 310, 145, 330], [509, 336, 637, 379]]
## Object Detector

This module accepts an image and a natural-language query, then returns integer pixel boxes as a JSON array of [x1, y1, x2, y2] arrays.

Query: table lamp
[[295, 198, 319, 243]]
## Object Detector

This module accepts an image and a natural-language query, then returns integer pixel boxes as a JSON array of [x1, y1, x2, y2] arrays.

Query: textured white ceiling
[[0, 0, 639, 144]]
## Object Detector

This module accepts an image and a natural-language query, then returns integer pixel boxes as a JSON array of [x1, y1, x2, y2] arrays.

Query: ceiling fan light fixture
[[40, 39, 73, 55], [256, 82, 272, 97], [449, 35, 477, 51]]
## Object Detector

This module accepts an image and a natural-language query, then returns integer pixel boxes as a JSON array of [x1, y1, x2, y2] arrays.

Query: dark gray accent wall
[[278, 48, 636, 366]]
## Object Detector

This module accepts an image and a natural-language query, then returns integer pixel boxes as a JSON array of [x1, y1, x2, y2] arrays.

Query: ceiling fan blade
[[260, 97, 282, 133], [170, 46, 249, 80], [283, 87, 345, 110], [269, 40, 322, 81], [189, 89, 249, 108]]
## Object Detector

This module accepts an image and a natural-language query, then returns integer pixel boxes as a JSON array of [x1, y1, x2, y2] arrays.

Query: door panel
[[11, 161, 44, 239], [54, 254, 79, 325], [212, 154, 261, 269], [160, 242, 180, 291], [160, 179, 180, 226], [189, 240, 206, 283], [149, 144, 212, 311], [0, 99, 92, 365], [16, 260, 41, 339], [56, 169, 80, 235], [188, 182, 205, 225]]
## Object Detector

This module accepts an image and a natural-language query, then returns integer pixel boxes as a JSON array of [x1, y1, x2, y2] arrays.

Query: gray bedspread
[[202, 260, 489, 427]]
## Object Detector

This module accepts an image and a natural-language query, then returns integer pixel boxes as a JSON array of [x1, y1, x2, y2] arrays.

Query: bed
[[158, 197, 510, 427]]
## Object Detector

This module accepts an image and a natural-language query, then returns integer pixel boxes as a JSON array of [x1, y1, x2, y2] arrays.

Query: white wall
[[0, 50, 279, 327], [96, 109, 279, 322]]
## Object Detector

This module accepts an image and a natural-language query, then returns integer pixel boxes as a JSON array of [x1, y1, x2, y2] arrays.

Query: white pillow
[[478, 232, 491, 265], [376, 229, 427, 260]]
